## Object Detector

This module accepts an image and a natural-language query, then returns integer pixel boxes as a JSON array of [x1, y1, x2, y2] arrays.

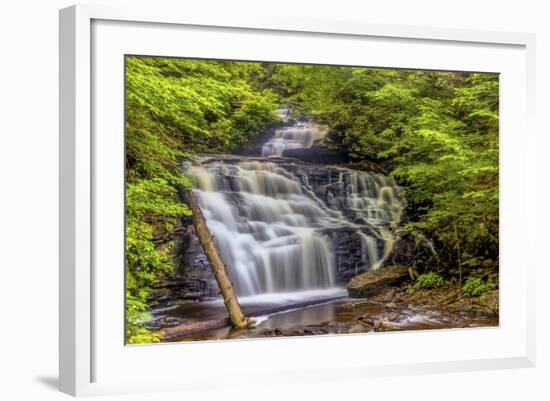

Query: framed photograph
[[59, 4, 536, 396]]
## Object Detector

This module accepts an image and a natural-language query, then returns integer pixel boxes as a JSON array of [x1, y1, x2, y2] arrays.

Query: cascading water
[[188, 161, 337, 296], [261, 122, 328, 157], [186, 114, 404, 297], [183, 107, 404, 298]]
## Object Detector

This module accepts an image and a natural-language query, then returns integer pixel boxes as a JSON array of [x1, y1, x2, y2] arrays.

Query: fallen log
[[159, 318, 230, 339], [181, 189, 253, 329]]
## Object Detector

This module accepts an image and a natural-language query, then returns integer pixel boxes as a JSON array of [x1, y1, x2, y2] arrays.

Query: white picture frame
[[59, 3, 536, 397]]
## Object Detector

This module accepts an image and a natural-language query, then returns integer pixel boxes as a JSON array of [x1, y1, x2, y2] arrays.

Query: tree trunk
[[182, 189, 252, 329]]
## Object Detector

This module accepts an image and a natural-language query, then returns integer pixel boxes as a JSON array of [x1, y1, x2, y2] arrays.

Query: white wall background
[[0, 0, 547, 400]]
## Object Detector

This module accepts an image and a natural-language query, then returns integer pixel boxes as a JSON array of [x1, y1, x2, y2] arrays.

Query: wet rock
[[392, 294, 403, 302], [374, 318, 396, 332], [232, 125, 280, 156], [262, 328, 284, 337], [149, 220, 221, 310], [321, 227, 385, 285], [145, 316, 184, 330], [347, 265, 411, 298], [261, 326, 332, 337], [357, 315, 374, 325], [382, 288, 397, 303], [349, 324, 370, 334], [382, 231, 438, 271], [282, 147, 349, 165], [481, 290, 499, 316]]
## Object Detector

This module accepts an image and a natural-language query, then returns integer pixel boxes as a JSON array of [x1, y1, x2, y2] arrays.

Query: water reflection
[[256, 302, 336, 330]]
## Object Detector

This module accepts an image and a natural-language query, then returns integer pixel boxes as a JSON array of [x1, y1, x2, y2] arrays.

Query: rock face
[[267, 158, 404, 225], [282, 147, 349, 165], [324, 227, 379, 286], [148, 219, 219, 309], [232, 125, 279, 156], [381, 231, 438, 271], [347, 265, 411, 298]]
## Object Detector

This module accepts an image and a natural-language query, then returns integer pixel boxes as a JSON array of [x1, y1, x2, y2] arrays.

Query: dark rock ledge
[[347, 265, 411, 298]]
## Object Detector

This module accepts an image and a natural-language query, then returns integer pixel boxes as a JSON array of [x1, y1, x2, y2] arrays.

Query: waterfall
[[275, 107, 291, 123], [188, 162, 337, 296], [187, 154, 404, 296], [182, 112, 404, 297], [261, 122, 328, 157]]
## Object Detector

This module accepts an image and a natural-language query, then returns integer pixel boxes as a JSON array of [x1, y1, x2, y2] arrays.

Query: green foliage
[[231, 94, 280, 144], [462, 277, 497, 297], [126, 57, 280, 155], [124, 58, 499, 342], [406, 272, 445, 294], [268, 65, 499, 275], [126, 293, 161, 344], [125, 56, 280, 343], [414, 272, 445, 289]]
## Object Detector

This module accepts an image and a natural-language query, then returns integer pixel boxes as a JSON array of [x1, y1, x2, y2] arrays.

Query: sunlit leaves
[[270, 64, 499, 272], [124, 56, 281, 343]]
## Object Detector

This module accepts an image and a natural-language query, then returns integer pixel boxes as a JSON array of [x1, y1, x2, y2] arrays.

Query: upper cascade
[[261, 120, 329, 158]]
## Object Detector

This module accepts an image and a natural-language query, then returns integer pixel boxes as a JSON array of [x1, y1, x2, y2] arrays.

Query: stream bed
[[156, 291, 497, 342]]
